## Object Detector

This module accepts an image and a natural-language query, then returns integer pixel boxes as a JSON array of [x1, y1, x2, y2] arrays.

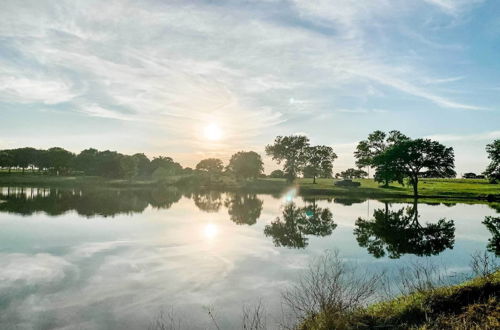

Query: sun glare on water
[[203, 223, 218, 240], [203, 123, 223, 141]]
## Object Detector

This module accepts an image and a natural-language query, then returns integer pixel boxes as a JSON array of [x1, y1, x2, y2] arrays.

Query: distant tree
[[373, 139, 455, 197], [132, 153, 151, 177], [45, 147, 74, 175], [196, 158, 223, 184], [269, 169, 285, 178], [0, 150, 14, 172], [196, 158, 223, 174], [10, 147, 39, 173], [265, 135, 310, 183], [227, 151, 263, 180], [120, 155, 138, 180], [305, 145, 337, 183], [462, 172, 477, 179], [484, 139, 500, 183], [354, 130, 409, 186], [74, 148, 100, 175], [97, 151, 125, 178], [150, 156, 182, 176], [338, 168, 368, 180]]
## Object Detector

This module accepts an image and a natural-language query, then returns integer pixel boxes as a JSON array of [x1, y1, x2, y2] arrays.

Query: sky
[[0, 0, 499, 175]]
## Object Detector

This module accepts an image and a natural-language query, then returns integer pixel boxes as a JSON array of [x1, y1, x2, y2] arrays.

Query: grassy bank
[[299, 271, 500, 330], [0, 174, 499, 201], [239, 177, 500, 201]]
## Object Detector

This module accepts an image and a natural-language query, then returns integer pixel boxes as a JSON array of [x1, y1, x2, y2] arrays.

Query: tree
[[269, 169, 285, 178], [227, 151, 263, 180], [132, 153, 151, 178], [484, 139, 500, 183], [0, 150, 14, 172], [305, 145, 337, 183], [196, 158, 223, 184], [150, 156, 182, 176], [354, 130, 409, 186], [265, 135, 310, 183], [120, 155, 138, 180], [373, 139, 455, 197], [74, 148, 99, 175], [354, 202, 455, 258], [10, 147, 39, 173], [45, 147, 74, 175], [337, 168, 368, 180]]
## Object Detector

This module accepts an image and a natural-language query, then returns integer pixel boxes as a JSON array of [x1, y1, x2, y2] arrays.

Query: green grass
[[299, 271, 500, 330], [266, 177, 500, 200]]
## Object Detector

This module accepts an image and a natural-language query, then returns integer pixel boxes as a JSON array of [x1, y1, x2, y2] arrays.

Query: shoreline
[[0, 174, 499, 202]]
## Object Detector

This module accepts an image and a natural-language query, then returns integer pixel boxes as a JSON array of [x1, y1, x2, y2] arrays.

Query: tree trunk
[[412, 175, 419, 198], [313, 175, 316, 184]]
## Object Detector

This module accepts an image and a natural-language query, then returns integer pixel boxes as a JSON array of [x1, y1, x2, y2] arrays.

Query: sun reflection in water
[[203, 223, 218, 240], [282, 187, 297, 204]]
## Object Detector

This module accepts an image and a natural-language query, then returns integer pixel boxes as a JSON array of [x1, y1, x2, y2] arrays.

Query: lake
[[0, 186, 498, 329]]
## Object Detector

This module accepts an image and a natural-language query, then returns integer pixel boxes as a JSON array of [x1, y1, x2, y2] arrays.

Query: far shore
[[0, 174, 499, 202]]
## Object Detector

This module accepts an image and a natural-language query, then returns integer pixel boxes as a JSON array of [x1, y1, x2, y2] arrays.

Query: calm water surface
[[0, 187, 498, 329]]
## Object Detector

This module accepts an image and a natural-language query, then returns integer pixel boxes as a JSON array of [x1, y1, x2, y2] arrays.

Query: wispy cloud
[[425, 130, 500, 142], [0, 0, 495, 167]]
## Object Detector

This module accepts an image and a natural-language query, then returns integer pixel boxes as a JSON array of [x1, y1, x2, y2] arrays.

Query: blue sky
[[0, 0, 499, 174]]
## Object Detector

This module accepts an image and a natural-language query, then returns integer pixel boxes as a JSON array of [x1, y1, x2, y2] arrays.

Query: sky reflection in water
[[0, 187, 498, 329]]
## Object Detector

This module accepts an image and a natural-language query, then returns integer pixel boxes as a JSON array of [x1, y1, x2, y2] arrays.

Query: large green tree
[[373, 139, 455, 197], [227, 151, 263, 180], [265, 135, 310, 183], [45, 147, 75, 175], [354, 130, 409, 186], [304, 145, 337, 183], [484, 139, 500, 183], [0, 150, 14, 172], [196, 158, 224, 184]]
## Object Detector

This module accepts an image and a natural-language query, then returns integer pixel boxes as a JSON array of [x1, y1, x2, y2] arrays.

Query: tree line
[[0, 133, 498, 196], [0, 147, 266, 181], [265, 132, 499, 197]]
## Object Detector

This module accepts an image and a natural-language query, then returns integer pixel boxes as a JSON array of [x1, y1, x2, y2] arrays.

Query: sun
[[203, 123, 223, 141]]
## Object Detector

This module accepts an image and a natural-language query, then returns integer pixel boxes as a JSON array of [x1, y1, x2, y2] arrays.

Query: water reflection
[[224, 193, 263, 225], [354, 201, 455, 258], [264, 199, 337, 248], [483, 216, 500, 256], [0, 186, 182, 217], [192, 191, 223, 213]]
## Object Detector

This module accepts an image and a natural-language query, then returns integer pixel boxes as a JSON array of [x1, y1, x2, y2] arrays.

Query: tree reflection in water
[[483, 216, 500, 256], [224, 193, 263, 225], [192, 191, 223, 213], [264, 199, 336, 248], [0, 186, 183, 217], [354, 200, 455, 258]]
